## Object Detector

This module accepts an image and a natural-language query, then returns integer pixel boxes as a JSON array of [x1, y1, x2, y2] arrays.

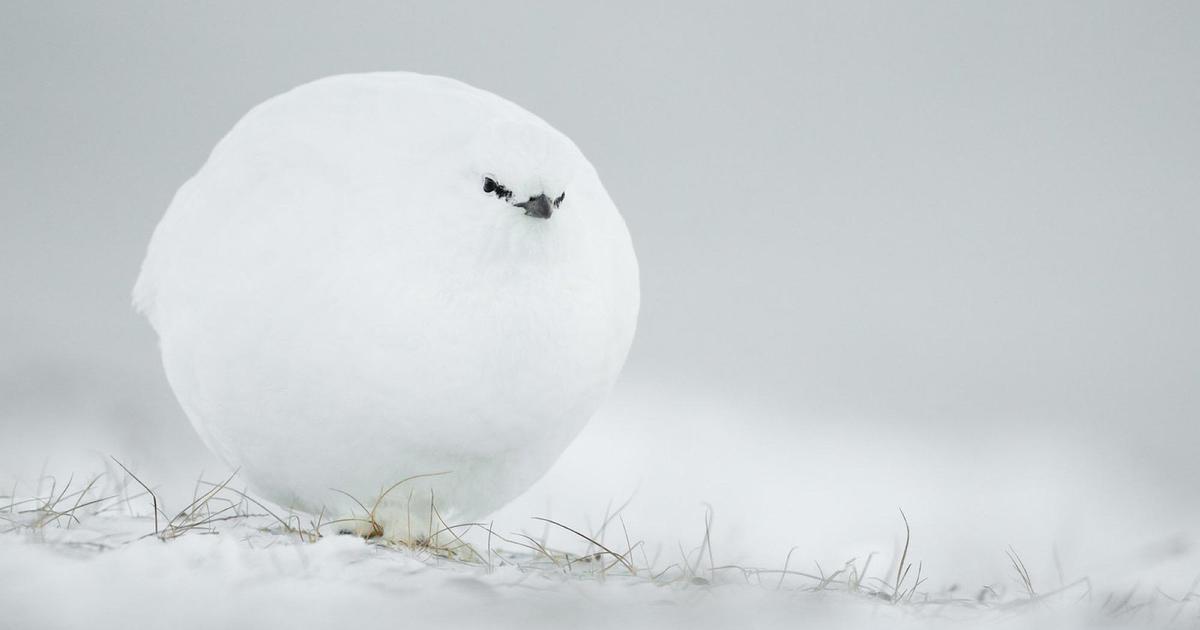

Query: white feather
[[134, 72, 639, 537]]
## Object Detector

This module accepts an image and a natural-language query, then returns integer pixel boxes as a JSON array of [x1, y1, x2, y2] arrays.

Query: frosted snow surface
[[4, 384, 1198, 629]]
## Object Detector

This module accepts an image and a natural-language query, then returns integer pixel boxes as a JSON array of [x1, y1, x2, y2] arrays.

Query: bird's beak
[[516, 194, 553, 220]]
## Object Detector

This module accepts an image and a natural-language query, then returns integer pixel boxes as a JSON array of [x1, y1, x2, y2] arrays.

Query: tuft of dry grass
[[3, 462, 1199, 627]]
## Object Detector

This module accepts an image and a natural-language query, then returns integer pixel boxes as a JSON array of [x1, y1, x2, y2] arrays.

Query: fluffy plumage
[[135, 72, 639, 539]]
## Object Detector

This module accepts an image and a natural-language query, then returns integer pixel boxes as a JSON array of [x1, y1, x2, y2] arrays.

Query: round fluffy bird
[[134, 72, 639, 540]]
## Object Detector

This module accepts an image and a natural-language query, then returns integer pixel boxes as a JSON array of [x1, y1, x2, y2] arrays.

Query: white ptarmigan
[[134, 72, 639, 539]]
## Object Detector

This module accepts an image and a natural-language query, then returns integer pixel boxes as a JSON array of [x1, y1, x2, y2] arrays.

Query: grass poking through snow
[[1, 462, 1197, 627]]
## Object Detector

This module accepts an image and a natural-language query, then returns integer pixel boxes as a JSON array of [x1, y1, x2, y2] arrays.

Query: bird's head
[[467, 118, 579, 221]]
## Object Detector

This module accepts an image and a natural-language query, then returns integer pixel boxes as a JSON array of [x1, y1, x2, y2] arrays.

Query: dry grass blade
[[513, 532, 563, 567], [589, 492, 637, 554], [370, 471, 451, 522], [487, 519, 494, 572], [700, 504, 715, 582], [327, 488, 381, 538], [195, 480, 299, 536], [892, 508, 912, 603], [532, 516, 635, 574], [777, 546, 799, 590], [172, 468, 239, 523], [7, 463, 1197, 627], [711, 564, 823, 583], [323, 471, 452, 541], [328, 488, 371, 516], [1006, 546, 1036, 598], [110, 457, 162, 538], [65, 475, 105, 522], [426, 503, 482, 561], [43, 494, 118, 527]]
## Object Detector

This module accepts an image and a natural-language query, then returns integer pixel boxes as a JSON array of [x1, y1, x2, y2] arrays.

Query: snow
[[0, 514, 1159, 630], [3, 382, 1197, 629]]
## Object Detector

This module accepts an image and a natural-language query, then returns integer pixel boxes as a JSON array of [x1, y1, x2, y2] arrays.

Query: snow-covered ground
[[4, 517, 1179, 630], [5, 3, 1199, 628], [3, 381, 1197, 629]]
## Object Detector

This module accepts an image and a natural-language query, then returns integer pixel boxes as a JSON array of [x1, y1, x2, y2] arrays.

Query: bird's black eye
[[482, 176, 512, 201], [553, 192, 566, 208]]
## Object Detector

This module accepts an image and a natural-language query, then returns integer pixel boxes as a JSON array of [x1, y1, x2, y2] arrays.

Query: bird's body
[[135, 73, 638, 538]]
